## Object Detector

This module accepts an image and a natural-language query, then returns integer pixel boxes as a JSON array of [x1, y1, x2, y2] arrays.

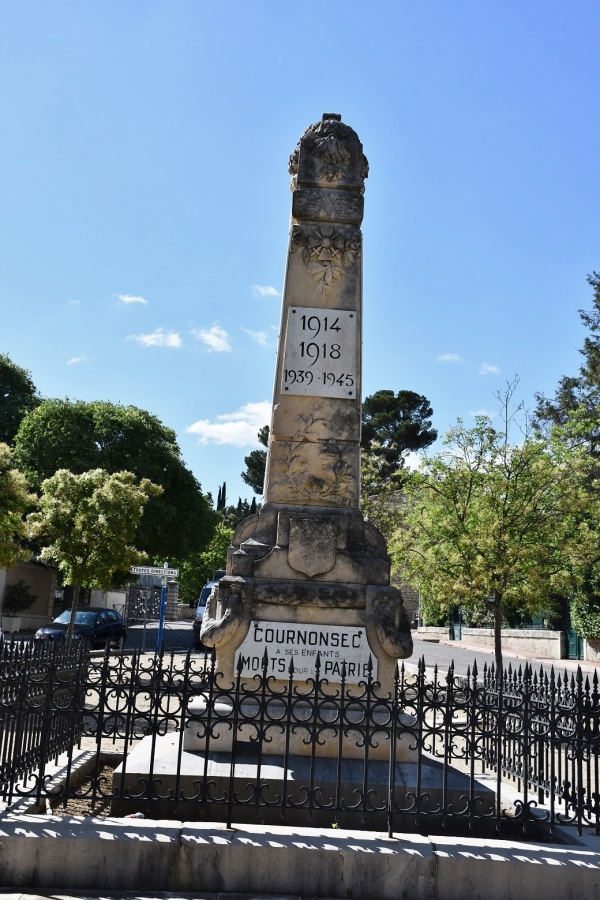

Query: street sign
[[130, 566, 179, 578]]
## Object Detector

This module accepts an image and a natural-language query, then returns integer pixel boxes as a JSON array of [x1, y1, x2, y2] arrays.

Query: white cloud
[[191, 325, 231, 352], [480, 362, 500, 375], [187, 400, 271, 446], [436, 353, 463, 363], [251, 284, 280, 298], [470, 408, 495, 418], [242, 327, 269, 347], [128, 328, 182, 348], [69, 299, 81, 306], [67, 355, 90, 365], [118, 294, 148, 305]]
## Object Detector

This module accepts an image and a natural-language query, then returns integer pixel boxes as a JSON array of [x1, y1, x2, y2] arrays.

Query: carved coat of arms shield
[[288, 516, 338, 577]]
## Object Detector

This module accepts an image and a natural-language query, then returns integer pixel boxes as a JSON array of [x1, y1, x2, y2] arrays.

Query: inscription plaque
[[281, 306, 357, 399], [234, 620, 376, 683]]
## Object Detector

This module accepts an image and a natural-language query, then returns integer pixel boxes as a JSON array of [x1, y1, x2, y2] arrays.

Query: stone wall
[[460, 627, 566, 659], [585, 638, 600, 663], [417, 625, 454, 641]]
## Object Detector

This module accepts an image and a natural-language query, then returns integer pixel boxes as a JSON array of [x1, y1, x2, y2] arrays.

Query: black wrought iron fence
[[0, 638, 90, 799], [1, 646, 599, 836], [126, 586, 161, 622]]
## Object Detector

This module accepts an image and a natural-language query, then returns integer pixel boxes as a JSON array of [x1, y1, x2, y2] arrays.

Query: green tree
[[360, 445, 407, 537], [391, 385, 586, 673], [221, 496, 256, 529], [535, 272, 600, 430], [547, 407, 600, 640], [217, 482, 227, 511], [361, 390, 437, 481], [533, 271, 600, 636], [175, 522, 234, 605], [360, 390, 437, 538], [28, 468, 162, 640], [242, 392, 437, 498], [14, 399, 216, 561], [241, 426, 269, 495], [0, 353, 39, 446], [0, 443, 35, 568]]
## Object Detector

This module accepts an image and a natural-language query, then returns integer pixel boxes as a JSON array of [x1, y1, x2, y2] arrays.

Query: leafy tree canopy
[[175, 521, 234, 605], [241, 426, 269, 495], [0, 443, 35, 569], [535, 272, 600, 430], [391, 384, 591, 672], [0, 353, 39, 446], [27, 468, 162, 592], [14, 399, 216, 562], [361, 390, 437, 481]]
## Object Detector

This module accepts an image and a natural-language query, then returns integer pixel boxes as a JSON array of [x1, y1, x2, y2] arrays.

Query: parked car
[[192, 580, 219, 651], [34, 607, 127, 649]]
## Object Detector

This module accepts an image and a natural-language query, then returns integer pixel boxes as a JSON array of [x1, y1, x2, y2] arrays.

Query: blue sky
[[2, 1, 599, 511]]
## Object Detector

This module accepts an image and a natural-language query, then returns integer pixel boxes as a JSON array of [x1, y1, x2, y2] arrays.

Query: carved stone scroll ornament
[[200, 583, 244, 648], [373, 591, 413, 659]]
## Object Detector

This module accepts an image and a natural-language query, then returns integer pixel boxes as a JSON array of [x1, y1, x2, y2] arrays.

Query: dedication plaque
[[281, 306, 357, 399], [234, 621, 377, 683]]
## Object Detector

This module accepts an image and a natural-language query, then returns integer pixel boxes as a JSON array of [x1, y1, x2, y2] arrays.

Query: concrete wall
[[418, 625, 454, 641], [460, 627, 566, 659], [1, 561, 56, 629], [585, 639, 600, 663], [89, 589, 127, 617], [0, 817, 598, 898]]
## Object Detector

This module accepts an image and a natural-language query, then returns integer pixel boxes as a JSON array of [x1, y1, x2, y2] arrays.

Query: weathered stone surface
[[372, 586, 413, 659], [287, 515, 338, 576], [264, 438, 359, 508], [252, 580, 364, 608], [200, 115, 412, 696], [288, 114, 369, 193], [282, 223, 363, 311], [200, 575, 251, 651], [271, 395, 361, 443], [292, 187, 364, 225]]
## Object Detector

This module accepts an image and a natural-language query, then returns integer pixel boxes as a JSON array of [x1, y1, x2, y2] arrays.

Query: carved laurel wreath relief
[[292, 225, 361, 297], [273, 441, 354, 504]]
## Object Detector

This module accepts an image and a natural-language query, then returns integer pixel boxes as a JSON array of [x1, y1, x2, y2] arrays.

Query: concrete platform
[[110, 732, 493, 827], [0, 817, 599, 899]]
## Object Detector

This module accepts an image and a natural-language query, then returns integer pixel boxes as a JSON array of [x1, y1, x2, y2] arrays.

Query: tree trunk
[[493, 589, 503, 679], [66, 585, 80, 644]]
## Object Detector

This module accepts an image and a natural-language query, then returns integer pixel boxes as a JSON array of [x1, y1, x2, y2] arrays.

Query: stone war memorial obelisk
[[115, 116, 479, 821], [199, 113, 413, 692]]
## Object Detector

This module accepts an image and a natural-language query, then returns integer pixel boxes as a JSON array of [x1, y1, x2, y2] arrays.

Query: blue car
[[35, 607, 127, 649]]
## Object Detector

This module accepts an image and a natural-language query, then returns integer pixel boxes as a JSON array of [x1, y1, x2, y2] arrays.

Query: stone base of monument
[[183, 696, 418, 762], [111, 733, 494, 831]]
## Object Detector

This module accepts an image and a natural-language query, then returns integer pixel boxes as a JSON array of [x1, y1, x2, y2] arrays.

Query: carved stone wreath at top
[[291, 225, 362, 297], [288, 116, 369, 185]]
